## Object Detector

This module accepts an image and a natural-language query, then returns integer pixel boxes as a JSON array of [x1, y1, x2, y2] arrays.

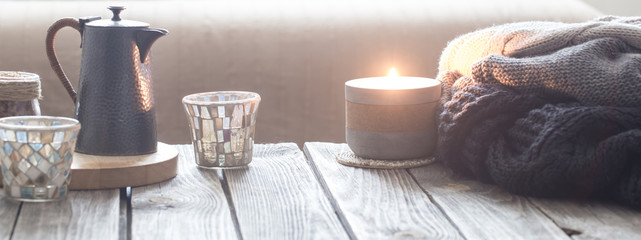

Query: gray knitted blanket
[[437, 16, 641, 208]]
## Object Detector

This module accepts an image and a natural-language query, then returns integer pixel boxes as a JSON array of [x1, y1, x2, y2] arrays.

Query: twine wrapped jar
[[0, 71, 41, 117]]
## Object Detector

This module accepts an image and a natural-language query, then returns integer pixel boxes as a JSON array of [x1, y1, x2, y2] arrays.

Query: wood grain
[[528, 198, 641, 240], [409, 160, 570, 239], [304, 142, 463, 239], [11, 189, 120, 240], [0, 196, 21, 240], [224, 143, 349, 240], [130, 145, 237, 240], [70, 142, 178, 190]]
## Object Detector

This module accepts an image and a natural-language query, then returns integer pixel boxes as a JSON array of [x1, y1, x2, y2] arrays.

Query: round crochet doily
[[336, 150, 435, 169]]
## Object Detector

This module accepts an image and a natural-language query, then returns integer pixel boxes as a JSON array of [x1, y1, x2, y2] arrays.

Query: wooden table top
[[1, 142, 640, 240]]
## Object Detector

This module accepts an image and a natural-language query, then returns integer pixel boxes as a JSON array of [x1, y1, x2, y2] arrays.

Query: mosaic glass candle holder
[[0, 116, 81, 202], [182, 91, 261, 168]]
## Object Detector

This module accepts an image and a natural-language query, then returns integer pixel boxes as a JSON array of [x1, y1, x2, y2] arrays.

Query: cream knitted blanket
[[439, 16, 641, 107]]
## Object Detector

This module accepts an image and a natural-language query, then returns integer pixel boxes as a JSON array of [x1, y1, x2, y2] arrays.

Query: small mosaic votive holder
[[182, 91, 261, 168], [0, 116, 80, 202]]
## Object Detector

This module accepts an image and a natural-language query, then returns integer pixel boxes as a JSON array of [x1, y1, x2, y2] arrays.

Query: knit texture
[[437, 17, 641, 208]]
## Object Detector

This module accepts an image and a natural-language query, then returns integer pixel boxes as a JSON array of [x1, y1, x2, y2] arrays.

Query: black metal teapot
[[46, 6, 168, 155]]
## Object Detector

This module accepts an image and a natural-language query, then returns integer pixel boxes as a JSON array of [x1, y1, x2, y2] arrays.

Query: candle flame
[[388, 68, 398, 77]]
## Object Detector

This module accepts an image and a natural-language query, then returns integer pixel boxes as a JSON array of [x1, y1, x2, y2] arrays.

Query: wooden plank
[[408, 159, 570, 239], [224, 143, 349, 240], [528, 198, 641, 240], [131, 145, 236, 240], [0, 195, 21, 240], [304, 142, 463, 239], [11, 189, 120, 240]]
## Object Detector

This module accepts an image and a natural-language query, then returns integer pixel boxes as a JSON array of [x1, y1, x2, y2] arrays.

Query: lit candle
[[345, 68, 441, 160]]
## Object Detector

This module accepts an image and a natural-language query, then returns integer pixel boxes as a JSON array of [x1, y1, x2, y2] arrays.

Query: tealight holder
[[0, 116, 80, 202], [345, 76, 441, 162], [183, 91, 261, 168]]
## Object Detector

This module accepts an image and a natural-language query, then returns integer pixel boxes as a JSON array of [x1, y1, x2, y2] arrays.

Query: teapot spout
[[136, 28, 168, 63]]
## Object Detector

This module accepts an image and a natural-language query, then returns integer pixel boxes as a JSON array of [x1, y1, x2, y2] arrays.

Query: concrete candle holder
[[345, 76, 441, 160]]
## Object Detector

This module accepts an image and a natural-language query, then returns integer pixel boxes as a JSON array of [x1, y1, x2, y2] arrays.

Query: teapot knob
[[108, 6, 125, 21]]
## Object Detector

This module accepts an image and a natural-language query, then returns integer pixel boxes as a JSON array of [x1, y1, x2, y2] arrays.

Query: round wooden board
[[68, 142, 178, 190]]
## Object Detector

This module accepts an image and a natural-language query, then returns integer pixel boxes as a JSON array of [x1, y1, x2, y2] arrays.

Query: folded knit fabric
[[437, 17, 641, 208]]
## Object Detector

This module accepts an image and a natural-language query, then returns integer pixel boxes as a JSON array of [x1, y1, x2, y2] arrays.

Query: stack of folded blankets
[[436, 16, 641, 208]]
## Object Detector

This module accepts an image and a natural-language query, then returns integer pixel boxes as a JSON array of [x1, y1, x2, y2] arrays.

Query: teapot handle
[[45, 18, 80, 104]]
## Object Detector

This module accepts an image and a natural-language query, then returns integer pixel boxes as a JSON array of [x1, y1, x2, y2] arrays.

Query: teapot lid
[[85, 6, 149, 28]]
